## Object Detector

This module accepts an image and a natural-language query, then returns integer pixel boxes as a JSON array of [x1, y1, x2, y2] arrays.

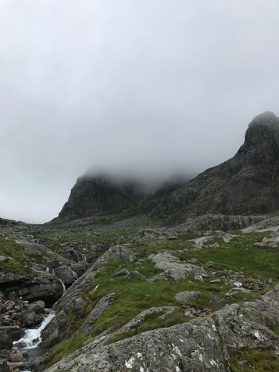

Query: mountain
[[153, 111, 279, 218], [57, 174, 148, 221], [56, 112, 279, 223]]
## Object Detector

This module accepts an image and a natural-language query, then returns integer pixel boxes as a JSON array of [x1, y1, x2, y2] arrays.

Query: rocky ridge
[[153, 112, 279, 218], [55, 112, 279, 224]]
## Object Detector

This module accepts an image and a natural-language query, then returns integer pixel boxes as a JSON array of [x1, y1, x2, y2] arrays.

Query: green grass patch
[[173, 232, 279, 279], [0, 238, 34, 275], [107, 308, 189, 344], [46, 333, 88, 366], [82, 260, 232, 339], [36, 229, 135, 259], [230, 348, 279, 372]]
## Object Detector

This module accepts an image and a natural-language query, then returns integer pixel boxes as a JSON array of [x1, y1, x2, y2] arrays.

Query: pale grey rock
[[149, 251, 207, 280], [54, 266, 78, 285], [175, 291, 202, 304], [190, 236, 214, 249], [254, 232, 279, 248], [242, 217, 279, 233], [45, 285, 279, 372], [174, 214, 268, 233], [79, 294, 115, 335]]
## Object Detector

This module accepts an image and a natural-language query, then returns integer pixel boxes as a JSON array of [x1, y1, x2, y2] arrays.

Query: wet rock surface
[[0, 299, 45, 329]]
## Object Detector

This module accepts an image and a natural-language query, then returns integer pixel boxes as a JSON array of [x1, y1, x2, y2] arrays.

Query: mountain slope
[[56, 112, 279, 223], [153, 112, 279, 217]]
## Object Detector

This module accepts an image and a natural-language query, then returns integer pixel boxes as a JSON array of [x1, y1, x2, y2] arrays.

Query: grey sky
[[1, 0, 279, 223]]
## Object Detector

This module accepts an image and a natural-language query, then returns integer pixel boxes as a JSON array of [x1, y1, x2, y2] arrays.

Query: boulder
[[54, 266, 78, 285], [149, 251, 206, 280], [175, 291, 202, 304], [8, 350, 23, 363]]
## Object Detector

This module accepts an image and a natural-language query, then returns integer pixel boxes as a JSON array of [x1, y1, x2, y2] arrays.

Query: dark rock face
[[155, 112, 279, 217], [0, 272, 63, 307], [56, 112, 279, 222], [57, 175, 147, 221]]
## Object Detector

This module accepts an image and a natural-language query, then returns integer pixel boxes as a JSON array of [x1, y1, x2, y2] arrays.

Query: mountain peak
[[248, 111, 279, 129], [238, 112, 279, 156]]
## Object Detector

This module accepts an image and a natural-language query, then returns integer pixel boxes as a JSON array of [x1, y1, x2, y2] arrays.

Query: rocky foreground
[[1, 214, 278, 371], [46, 284, 279, 371]]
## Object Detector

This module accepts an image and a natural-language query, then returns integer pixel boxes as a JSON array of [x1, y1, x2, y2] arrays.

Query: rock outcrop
[[46, 285, 279, 371], [56, 175, 147, 221]]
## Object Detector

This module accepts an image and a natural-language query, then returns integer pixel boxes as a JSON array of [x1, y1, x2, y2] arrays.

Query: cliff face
[[154, 112, 279, 217], [58, 175, 146, 221]]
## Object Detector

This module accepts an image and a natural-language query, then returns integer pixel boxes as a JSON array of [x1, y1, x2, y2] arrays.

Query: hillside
[[153, 112, 279, 218]]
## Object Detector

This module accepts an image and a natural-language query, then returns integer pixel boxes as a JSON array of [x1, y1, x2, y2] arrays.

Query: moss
[[107, 308, 189, 344], [264, 319, 279, 336], [0, 238, 34, 275], [46, 333, 88, 366], [229, 348, 279, 372]]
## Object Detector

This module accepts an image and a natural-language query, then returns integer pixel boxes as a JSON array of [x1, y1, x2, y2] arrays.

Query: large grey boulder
[[149, 251, 206, 280], [54, 266, 78, 285]]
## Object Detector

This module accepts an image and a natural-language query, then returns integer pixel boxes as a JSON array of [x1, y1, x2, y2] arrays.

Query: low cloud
[[1, 0, 279, 222]]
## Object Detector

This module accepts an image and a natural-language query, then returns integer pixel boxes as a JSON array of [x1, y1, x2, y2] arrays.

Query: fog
[[1, 1, 279, 223]]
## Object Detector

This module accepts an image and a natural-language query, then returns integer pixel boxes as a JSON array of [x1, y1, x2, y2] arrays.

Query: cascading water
[[58, 278, 66, 293], [13, 311, 55, 350]]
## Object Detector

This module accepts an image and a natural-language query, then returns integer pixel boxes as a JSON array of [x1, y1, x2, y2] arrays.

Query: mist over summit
[[56, 112, 279, 223], [1, 0, 279, 222]]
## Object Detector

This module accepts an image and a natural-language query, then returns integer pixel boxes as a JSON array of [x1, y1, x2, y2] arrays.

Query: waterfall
[[13, 311, 55, 350], [58, 278, 66, 293]]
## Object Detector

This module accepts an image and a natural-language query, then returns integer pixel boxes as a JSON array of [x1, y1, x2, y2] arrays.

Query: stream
[[13, 311, 55, 350], [9, 275, 67, 370], [11, 310, 55, 371]]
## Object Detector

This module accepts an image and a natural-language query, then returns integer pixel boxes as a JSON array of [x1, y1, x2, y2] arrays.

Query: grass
[[36, 229, 135, 259], [46, 333, 88, 366], [0, 238, 34, 275], [40, 229, 279, 367], [107, 308, 189, 344], [173, 232, 279, 279], [82, 260, 233, 339], [264, 319, 279, 336], [230, 348, 279, 372]]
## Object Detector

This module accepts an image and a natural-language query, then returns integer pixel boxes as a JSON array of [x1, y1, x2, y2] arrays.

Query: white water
[[59, 278, 66, 293], [13, 311, 55, 350]]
